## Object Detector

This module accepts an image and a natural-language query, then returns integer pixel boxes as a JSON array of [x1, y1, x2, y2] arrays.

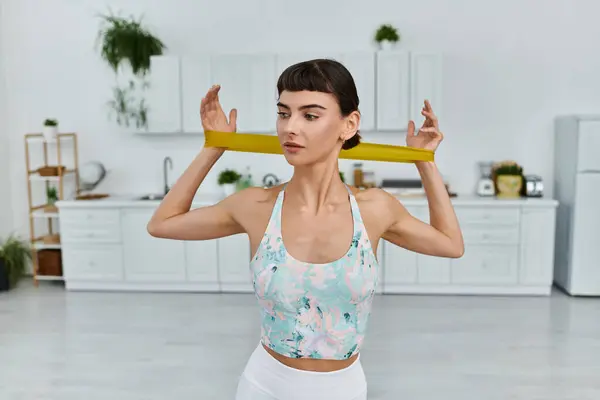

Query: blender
[[476, 161, 495, 196]]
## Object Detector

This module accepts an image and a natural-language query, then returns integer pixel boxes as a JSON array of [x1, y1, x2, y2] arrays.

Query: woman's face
[[276, 90, 358, 166]]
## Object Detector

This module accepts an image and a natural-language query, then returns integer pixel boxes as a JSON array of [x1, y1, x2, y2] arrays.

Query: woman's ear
[[341, 111, 360, 141]]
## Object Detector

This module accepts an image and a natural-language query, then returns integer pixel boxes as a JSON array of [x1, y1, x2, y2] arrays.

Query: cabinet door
[[410, 52, 443, 124], [144, 55, 182, 133], [121, 209, 186, 282], [451, 245, 519, 285], [340, 52, 376, 132], [210, 54, 277, 133], [519, 208, 556, 286], [185, 240, 220, 291], [218, 233, 252, 292], [180, 55, 212, 133], [415, 207, 451, 283], [382, 240, 418, 290], [376, 51, 410, 131]]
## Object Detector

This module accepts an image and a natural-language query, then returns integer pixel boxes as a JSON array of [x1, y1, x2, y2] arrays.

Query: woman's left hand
[[406, 100, 444, 151]]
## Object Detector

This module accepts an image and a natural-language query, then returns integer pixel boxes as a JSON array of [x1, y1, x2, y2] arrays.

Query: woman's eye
[[277, 112, 289, 119], [305, 114, 318, 121]]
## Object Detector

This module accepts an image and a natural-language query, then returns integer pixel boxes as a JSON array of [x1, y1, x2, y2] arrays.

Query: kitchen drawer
[[60, 209, 121, 226], [455, 207, 520, 226], [62, 244, 124, 281], [59, 209, 122, 243], [451, 244, 519, 285], [462, 226, 520, 245]]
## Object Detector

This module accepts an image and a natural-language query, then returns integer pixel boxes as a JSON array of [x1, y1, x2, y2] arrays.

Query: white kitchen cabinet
[[144, 55, 183, 133], [381, 202, 557, 295], [180, 55, 212, 133], [518, 207, 557, 286], [211, 54, 277, 133], [121, 209, 187, 282], [57, 197, 557, 296], [185, 240, 220, 291], [340, 52, 376, 132], [217, 233, 252, 293], [409, 52, 443, 124], [137, 50, 443, 135], [375, 51, 411, 131]]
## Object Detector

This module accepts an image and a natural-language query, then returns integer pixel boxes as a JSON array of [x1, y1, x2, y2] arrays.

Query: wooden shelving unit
[[24, 133, 80, 286]]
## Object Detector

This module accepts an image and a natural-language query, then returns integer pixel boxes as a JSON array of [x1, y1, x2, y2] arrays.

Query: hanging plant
[[95, 11, 166, 129]]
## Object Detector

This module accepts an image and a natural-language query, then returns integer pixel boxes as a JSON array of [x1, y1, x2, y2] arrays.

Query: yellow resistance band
[[204, 131, 434, 163]]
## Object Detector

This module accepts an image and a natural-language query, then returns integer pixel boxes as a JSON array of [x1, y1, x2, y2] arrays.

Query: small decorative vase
[[42, 125, 58, 141], [495, 175, 523, 198], [222, 183, 236, 197]]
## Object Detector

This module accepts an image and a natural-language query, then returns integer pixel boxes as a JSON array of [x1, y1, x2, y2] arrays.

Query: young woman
[[147, 59, 464, 400]]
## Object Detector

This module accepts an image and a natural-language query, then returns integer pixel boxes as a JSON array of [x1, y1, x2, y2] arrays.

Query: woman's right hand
[[200, 84, 237, 133]]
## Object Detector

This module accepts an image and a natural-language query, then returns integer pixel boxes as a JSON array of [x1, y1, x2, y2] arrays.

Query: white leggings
[[235, 342, 368, 400]]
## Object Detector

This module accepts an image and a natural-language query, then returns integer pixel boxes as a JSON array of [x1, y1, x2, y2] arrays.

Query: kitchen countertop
[[55, 192, 559, 209]]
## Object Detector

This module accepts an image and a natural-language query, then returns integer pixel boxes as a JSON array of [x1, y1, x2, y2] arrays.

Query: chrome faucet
[[163, 156, 173, 195]]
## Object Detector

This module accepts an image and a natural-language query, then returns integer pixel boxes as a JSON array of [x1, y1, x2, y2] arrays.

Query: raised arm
[[381, 162, 464, 258], [381, 100, 463, 258], [147, 84, 242, 241]]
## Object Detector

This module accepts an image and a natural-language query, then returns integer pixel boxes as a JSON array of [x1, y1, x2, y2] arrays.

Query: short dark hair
[[276, 58, 361, 150]]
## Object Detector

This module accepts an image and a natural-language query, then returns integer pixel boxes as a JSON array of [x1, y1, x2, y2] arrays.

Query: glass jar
[[353, 163, 364, 187]]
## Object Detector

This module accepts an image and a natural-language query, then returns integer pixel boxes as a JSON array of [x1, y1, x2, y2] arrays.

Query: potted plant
[[0, 234, 32, 291], [218, 169, 241, 197], [374, 24, 400, 50], [42, 118, 58, 141], [96, 11, 166, 130], [46, 186, 59, 212], [493, 161, 524, 198]]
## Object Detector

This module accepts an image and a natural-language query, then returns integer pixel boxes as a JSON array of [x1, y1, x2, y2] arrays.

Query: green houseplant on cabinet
[[96, 11, 166, 130], [0, 235, 33, 291], [218, 169, 241, 197], [374, 24, 400, 50], [492, 161, 524, 198]]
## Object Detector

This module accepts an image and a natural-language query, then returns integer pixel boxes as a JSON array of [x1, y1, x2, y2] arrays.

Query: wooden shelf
[[25, 132, 80, 287]]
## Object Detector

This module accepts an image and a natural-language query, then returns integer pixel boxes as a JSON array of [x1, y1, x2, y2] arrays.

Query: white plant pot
[[379, 40, 396, 50], [222, 183, 236, 197], [42, 126, 58, 141]]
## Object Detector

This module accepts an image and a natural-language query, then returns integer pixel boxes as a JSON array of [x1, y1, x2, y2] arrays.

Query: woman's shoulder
[[227, 184, 283, 207], [351, 186, 394, 205], [352, 186, 403, 218]]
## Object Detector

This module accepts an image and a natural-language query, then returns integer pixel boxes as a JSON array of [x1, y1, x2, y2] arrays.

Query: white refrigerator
[[554, 115, 600, 296]]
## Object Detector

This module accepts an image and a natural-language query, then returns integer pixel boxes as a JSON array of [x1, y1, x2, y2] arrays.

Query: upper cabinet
[[376, 51, 411, 131], [180, 55, 212, 133], [211, 54, 277, 134], [144, 55, 183, 133], [140, 50, 442, 135], [409, 52, 443, 124]]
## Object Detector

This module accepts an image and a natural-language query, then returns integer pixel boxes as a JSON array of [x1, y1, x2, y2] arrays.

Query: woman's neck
[[286, 161, 347, 213]]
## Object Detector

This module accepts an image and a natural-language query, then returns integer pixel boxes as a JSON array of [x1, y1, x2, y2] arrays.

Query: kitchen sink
[[137, 193, 166, 201]]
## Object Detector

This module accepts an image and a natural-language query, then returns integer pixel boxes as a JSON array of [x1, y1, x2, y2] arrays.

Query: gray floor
[[1, 282, 599, 400]]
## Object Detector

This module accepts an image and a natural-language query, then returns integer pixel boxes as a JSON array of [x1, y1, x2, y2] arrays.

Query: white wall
[[0, 1, 14, 238], [2, 0, 600, 238]]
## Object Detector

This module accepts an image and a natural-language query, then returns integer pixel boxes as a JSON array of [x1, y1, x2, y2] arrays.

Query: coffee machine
[[476, 161, 495, 196]]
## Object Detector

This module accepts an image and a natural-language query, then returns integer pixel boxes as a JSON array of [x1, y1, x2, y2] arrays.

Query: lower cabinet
[[58, 200, 558, 296], [59, 207, 252, 293], [382, 204, 557, 295]]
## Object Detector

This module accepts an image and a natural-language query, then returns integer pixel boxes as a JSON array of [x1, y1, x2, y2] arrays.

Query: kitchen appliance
[[262, 173, 280, 188], [553, 115, 600, 296], [476, 161, 495, 196], [523, 175, 543, 197]]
